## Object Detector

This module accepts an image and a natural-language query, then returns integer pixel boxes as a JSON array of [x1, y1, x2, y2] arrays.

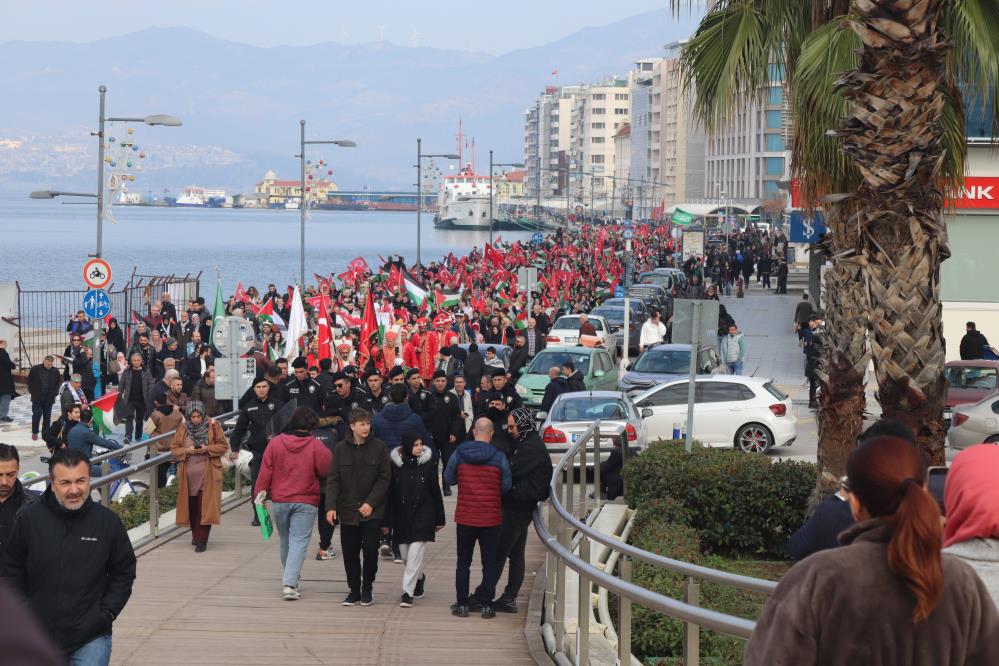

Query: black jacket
[[566, 370, 585, 392], [787, 495, 855, 561], [385, 446, 446, 544], [541, 376, 569, 413], [2, 490, 136, 654], [0, 348, 14, 397], [325, 432, 392, 526], [0, 480, 39, 555], [320, 389, 370, 428], [462, 351, 485, 388], [502, 432, 553, 515], [960, 330, 990, 360], [508, 345, 530, 380], [230, 394, 284, 454], [284, 376, 324, 412], [27, 364, 61, 405], [421, 388, 465, 446]]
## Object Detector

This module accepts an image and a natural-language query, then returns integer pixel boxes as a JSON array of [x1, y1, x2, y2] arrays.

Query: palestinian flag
[[496, 289, 512, 307], [436, 286, 462, 309], [90, 391, 118, 435], [403, 269, 428, 306], [257, 297, 286, 333], [514, 311, 528, 330], [207, 279, 226, 352], [596, 276, 620, 300]]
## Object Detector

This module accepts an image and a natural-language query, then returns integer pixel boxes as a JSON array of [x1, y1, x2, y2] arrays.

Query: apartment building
[[567, 77, 632, 205], [524, 85, 584, 202]]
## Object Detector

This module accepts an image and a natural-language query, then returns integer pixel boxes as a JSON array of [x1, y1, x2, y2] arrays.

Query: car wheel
[[735, 423, 774, 454], [986, 435, 999, 444]]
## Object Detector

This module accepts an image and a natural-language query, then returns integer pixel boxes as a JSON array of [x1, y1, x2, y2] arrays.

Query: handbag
[[219, 449, 232, 473]]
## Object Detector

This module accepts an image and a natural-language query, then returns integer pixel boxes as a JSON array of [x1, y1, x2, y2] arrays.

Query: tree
[[671, 0, 999, 472]]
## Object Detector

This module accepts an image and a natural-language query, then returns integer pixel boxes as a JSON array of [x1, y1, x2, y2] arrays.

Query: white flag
[[284, 285, 308, 359]]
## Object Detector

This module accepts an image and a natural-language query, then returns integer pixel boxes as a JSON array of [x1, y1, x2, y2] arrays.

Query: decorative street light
[[488, 149, 525, 245], [415, 138, 460, 267], [298, 120, 355, 285]]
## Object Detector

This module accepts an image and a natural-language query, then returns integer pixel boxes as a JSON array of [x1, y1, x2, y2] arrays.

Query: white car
[[633, 376, 797, 453], [546, 314, 617, 356], [537, 391, 647, 464], [947, 392, 999, 451]]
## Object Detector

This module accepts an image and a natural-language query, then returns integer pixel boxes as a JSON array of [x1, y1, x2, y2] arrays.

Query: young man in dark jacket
[[231, 376, 284, 525], [476, 408, 552, 613], [325, 408, 391, 607], [423, 370, 465, 494], [27, 355, 62, 440], [0, 444, 39, 557], [2, 448, 136, 663], [444, 418, 512, 619]]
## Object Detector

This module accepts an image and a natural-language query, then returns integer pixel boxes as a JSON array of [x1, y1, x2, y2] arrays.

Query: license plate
[[565, 337, 577, 343], [571, 433, 578, 442]]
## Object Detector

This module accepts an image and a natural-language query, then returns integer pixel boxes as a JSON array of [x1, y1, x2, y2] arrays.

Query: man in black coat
[[0, 444, 39, 556], [2, 448, 136, 661], [462, 343, 485, 393], [960, 322, 991, 360], [284, 356, 324, 412], [474, 408, 553, 613], [321, 372, 371, 438], [787, 487, 854, 561], [0, 339, 15, 423], [27, 355, 62, 441], [422, 370, 464, 494], [540, 367, 569, 414], [231, 377, 284, 524], [507, 335, 530, 381], [563, 361, 585, 392]]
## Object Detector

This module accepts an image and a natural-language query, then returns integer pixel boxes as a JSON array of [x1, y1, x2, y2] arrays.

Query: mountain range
[[0, 9, 697, 192]]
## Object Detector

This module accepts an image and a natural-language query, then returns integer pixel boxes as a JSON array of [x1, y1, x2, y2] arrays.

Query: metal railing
[[533, 421, 778, 666], [25, 410, 246, 549]]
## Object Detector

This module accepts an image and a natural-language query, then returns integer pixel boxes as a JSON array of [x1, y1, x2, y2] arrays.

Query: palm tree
[[671, 0, 998, 471]]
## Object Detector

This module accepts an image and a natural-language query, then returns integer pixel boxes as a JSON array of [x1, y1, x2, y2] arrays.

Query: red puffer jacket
[[444, 440, 512, 527]]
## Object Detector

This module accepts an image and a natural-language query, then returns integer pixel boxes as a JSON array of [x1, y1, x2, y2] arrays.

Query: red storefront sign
[[952, 177, 999, 209]]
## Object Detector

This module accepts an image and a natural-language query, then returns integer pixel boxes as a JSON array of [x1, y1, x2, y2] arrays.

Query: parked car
[[618, 343, 727, 396], [638, 270, 683, 297], [591, 306, 643, 355], [947, 393, 999, 450], [944, 360, 999, 427], [627, 284, 674, 318], [515, 346, 619, 408], [457, 342, 511, 371], [545, 314, 617, 355], [599, 297, 650, 322], [537, 391, 647, 464], [633, 376, 797, 453]]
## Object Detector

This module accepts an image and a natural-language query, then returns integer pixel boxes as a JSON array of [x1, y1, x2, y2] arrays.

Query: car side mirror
[[625, 363, 633, 371], [535, 411, 548, 421], [593, 370, 605, 378], [641, 407, 653, 418]]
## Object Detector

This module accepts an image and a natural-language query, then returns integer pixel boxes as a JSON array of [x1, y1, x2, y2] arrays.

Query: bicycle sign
[[83, 289, 112, 319], [83, 258, 112, 289]]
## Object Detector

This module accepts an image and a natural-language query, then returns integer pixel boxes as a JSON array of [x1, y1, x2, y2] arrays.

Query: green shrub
[[109, 469, 237, 531], [623, 440, 815, 559]]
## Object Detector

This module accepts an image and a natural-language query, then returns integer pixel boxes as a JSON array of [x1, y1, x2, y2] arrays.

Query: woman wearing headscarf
[[105, 317, 126, 356], [944, 444, 999, 604], [384, 431, 445, 608], [745, 436, 999, 665], [171, 401, 229, 552]]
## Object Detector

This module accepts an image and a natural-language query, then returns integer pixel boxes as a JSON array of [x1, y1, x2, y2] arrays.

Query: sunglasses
[[335, 382, 349, 389]]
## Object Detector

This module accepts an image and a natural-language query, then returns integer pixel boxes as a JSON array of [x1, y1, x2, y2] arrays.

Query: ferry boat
[[433, 122, 492, 231], [167, 186, 226, 208]]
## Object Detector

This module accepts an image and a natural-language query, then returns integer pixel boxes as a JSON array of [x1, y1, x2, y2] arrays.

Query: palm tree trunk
[[815, 201, 869, 490], [838, 0, 951, 464]]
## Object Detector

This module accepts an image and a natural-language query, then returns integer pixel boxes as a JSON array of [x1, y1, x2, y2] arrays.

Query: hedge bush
[[110, 468, 238, 531], [623, 440, 815, 559]]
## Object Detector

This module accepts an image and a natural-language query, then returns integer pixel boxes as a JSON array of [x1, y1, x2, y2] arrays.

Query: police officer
[[364, 370, 390, 414], [490, 367, 523, 411], [405, 368, 430, 419], [423, 369, 465, 494], [320, 372, 370, 438], [285, 356, 323, 411], [231, 376, 284, 525]]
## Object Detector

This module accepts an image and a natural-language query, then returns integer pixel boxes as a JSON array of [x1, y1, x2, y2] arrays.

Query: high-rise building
[[524, 85, 584, 203], [568, 77, 631, 206], [703, 61, 791, 206]]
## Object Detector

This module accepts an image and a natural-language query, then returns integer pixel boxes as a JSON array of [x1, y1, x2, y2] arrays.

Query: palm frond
[[944, 0, 999, 141], [790, 17, 860, 208]]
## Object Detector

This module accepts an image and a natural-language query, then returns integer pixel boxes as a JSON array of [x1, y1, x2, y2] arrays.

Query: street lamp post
[[488, 150, 525, 245], [31, 84, 181, 393], [298, 120, 355, 285], [415, 139, 460, 268]]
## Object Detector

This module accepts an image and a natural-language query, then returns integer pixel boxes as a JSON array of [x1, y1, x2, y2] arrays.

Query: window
[[591, 122, 605, 130], [591, 155, 605, 164], [768, 86, 783, 106], [615, 93, 629, 101], [592, 93, 606, 101], [640, 384, 689, 407], [769, 63, 785, 81], [764, 180, 781, 197], [765, 157, 785, 176], [591, 136, 605, 144], [614, 108, 629, 115], [766, 134, 785, 151], [592, 108, 606, 115], [698, 382, 749, 403], [766, 111, 783, 129]]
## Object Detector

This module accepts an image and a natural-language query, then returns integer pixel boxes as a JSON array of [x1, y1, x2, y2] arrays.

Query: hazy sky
[[2, 0, 689, 54]]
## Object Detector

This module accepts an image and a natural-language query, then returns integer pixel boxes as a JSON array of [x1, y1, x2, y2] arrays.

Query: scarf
[[509, 407, 536, 441], [944, 445, 999, 548], [184, 401, 210, 447]]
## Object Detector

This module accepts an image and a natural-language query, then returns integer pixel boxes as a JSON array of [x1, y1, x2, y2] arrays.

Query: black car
[[627, 284, 673, 318], [590, 305, 643, 354]]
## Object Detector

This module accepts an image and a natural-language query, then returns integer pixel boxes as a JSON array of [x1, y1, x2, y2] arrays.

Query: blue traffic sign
[[531, 232, 544, 246], [623, 228, 634, 240], [83, 289, 111, 319], [614, 286, 625, 298]]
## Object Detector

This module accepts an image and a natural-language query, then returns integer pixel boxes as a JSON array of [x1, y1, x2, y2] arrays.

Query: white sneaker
[[282, 586, 300, 601], [379, 543, 392, 558]]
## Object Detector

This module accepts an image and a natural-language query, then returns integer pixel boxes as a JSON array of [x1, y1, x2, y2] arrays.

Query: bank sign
[[953, 177, 999, 209]]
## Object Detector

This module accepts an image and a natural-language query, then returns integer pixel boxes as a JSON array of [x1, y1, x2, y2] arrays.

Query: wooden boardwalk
[[111, 498, 546, 665]]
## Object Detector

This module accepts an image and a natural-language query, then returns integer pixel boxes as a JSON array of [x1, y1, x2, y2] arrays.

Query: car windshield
[[527, 351, 592, 375], [553, 397, 628, 422], [633, 349, 691, 374], [640, 274, 673, 288], [944, 366, 998, 390], [553, 316, 604, 332], [591, 307, 625, 324], [603, 299, 643, 312]]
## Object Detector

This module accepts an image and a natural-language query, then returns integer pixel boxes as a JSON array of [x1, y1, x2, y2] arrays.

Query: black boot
[[493, 595, 518, 613]]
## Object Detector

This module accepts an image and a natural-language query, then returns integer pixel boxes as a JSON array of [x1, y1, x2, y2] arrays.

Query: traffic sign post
[[83, 258, 112, 290], [213, 316, 257, 407], [531, 232, 544, 246], [82, 289, 111, 319]]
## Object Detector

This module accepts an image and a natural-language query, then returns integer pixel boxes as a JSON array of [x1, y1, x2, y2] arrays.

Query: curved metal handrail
[[533, 420, 777, 664]]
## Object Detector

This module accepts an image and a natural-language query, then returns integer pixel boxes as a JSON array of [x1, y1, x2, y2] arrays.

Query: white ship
[[433, 166, 492, 230], [169, 186, 226, 208]]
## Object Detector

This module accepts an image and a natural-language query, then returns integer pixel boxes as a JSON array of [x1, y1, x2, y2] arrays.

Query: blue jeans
[[70, 634, 112, 666], [727, 361, 743, 375], [0, 393, 10, 419], [272, 502, 317, 588]]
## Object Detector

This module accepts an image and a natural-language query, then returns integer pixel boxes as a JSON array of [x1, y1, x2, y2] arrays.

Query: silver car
[[947, 392, 999, 451], [536, 390, 648, 464]]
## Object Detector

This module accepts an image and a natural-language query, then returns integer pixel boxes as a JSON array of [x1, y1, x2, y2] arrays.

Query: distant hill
[[0, 10, 697, 191]]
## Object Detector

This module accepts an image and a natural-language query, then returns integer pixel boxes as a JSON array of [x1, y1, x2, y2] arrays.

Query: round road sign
[[83, 258, 112, 289]]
